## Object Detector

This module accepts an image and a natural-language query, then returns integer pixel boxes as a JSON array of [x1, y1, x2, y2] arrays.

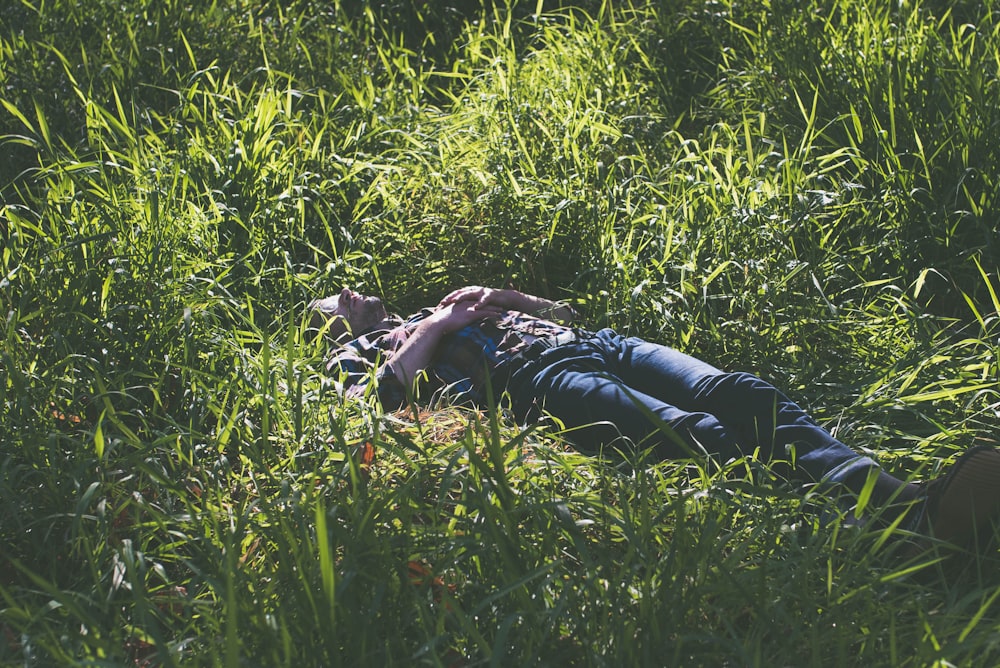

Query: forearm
[[381, 300, 504, 390], [502, 289, 577, 323], [384, 319, 445, 388]]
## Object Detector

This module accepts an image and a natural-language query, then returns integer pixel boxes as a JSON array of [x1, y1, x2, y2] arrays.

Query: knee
[[698, 371, 798, 421]]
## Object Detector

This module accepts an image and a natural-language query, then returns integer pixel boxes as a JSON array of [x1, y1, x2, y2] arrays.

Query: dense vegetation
[[2, 0, 1000, 664]]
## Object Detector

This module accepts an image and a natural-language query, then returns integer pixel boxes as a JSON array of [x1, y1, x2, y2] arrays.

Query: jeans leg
[[522, 365, 746, 460], [509, 329, 879, 486]]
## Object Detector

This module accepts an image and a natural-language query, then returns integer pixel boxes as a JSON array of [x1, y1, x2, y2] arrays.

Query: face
[[311, 288, 388, 338]]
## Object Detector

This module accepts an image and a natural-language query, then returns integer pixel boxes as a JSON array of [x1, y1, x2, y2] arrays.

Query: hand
[[437, 286, 511, 311], [437, 285, 576, 323], [425, 299, 504, 334]]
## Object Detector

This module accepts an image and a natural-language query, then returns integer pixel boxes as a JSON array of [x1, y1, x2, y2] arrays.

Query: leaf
[[94, 410, 107, 459]]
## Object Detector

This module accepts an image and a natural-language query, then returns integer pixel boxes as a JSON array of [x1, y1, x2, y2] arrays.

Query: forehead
[[311, 294, 344, 315]]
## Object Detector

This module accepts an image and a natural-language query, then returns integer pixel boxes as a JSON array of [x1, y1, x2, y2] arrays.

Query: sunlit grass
[[2, 0, 1000, 664]]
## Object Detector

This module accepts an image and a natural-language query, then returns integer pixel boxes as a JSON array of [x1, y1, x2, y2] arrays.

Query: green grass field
[[3, 0, 1000, 664]]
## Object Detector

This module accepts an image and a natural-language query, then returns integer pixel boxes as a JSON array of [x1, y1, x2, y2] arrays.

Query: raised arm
[[437, 286, 577, 324]]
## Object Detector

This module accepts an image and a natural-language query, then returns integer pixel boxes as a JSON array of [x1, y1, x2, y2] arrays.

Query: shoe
[[913, 444, 1000, 550]]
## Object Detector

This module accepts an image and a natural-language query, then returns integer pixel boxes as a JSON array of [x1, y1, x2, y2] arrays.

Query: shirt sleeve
[[371, 366, 407, 410], [325, 324, 415, 411]]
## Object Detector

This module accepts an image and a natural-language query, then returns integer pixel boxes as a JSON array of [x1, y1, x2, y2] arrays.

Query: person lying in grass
[[313, 285, 1000, 555]]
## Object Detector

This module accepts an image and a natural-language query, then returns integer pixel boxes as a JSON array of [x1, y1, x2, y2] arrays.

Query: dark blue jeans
[[506, 328, 878, 486]]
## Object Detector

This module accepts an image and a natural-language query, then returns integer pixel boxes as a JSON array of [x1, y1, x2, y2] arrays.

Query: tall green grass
[[2, 0, 1000, 664]]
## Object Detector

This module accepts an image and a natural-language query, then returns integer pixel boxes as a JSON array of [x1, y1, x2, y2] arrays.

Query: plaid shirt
[[327, 308, 575, 409]]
